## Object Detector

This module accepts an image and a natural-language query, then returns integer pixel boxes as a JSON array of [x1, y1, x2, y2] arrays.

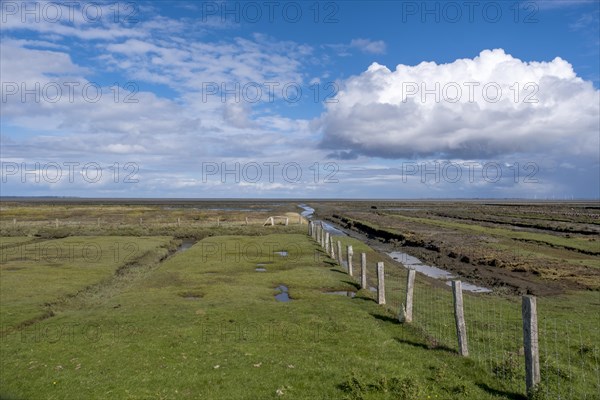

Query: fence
[[1, 214, 308, 229], [308, 220, 600, 399]]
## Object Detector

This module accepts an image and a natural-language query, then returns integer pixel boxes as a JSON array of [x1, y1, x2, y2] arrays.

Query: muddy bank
[[325, 214, 574, 296]]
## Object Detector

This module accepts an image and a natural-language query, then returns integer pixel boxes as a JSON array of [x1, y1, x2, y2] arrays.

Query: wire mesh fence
[[309, 223, 600, 399]]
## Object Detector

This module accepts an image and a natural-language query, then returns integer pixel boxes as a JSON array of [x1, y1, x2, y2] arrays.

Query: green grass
[[0, 236, 173, 329], [387, 214, 599, 255], [323, 233, 599, 399], [2, 234, 515, 400], [0, 237, 36, 248]]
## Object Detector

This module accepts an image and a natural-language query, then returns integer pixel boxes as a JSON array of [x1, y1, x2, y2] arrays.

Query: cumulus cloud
[[318, 49, 600, 159]]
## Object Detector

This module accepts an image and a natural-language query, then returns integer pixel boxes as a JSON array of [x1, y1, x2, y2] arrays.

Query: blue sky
[[1, 0, 599, 198]]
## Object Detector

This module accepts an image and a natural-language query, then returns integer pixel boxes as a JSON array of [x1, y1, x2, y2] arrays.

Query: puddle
[[324, 291, 356, 298], [255, 268, 267, 272], [274, 251, 288, 257], [275, 285, 290, 302], [388, 251, 491, 293], [176, 239, 196, 253], [369, 286, 377, 292]]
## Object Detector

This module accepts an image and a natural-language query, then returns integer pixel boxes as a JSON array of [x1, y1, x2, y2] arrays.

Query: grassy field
[[326, 234, 599, 399], [1, 236, 174, 330], [1, 200, 598, 399], [1, 233, 513, 400]]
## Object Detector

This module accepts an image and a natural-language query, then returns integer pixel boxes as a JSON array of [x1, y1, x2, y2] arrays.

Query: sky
[[1, 0, 599, 199]]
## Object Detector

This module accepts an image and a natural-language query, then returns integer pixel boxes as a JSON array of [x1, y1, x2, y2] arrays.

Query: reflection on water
[[275, 285, 290, 302], [298, 204, 346, 236], [320, 221, 346, 236], [388, 251, 491, 293], [298, 204, 314, 218], [176, 239, 196, 253]]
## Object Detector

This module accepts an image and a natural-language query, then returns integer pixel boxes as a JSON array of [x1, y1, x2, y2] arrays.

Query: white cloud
[[325, 38, 387, 56], [350, 39, 386, 55], [318, 49, 600, 160]]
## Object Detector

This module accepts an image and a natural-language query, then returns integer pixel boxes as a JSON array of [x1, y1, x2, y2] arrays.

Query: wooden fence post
[[402, 269, 416, 323], [177, 217, 181, 227], [325, 232, 330, 255], [55, 218, 59, 228], [337, 241, 343, 265], [360, 253, 367, 289], [316, 224, 320, 243], [522, 295, 540, 397], [377, 262, 385, 305], [452, 281, 469, 357], [330, 238, 336, 259], [347, 245, 353, 276]]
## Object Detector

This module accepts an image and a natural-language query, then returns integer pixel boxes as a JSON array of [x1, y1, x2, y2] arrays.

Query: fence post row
[[522, 295, 540, 397], [452, 281, 469, 357], [306, 220, 546, 398], [402, 269, 416, 323], [377, 262, 385, 305]]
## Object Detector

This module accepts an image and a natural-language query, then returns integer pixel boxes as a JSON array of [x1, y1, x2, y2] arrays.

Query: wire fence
[[309, 220, 600, 399]]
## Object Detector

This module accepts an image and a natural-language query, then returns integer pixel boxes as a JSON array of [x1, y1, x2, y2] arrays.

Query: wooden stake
[[522, 295, 540, 396], [452, 281, 469, 356], [360, 253, 367, 289], [347, 245, 353, 276], [377, 262, 385, 305], [403, 269, 416, 323]]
